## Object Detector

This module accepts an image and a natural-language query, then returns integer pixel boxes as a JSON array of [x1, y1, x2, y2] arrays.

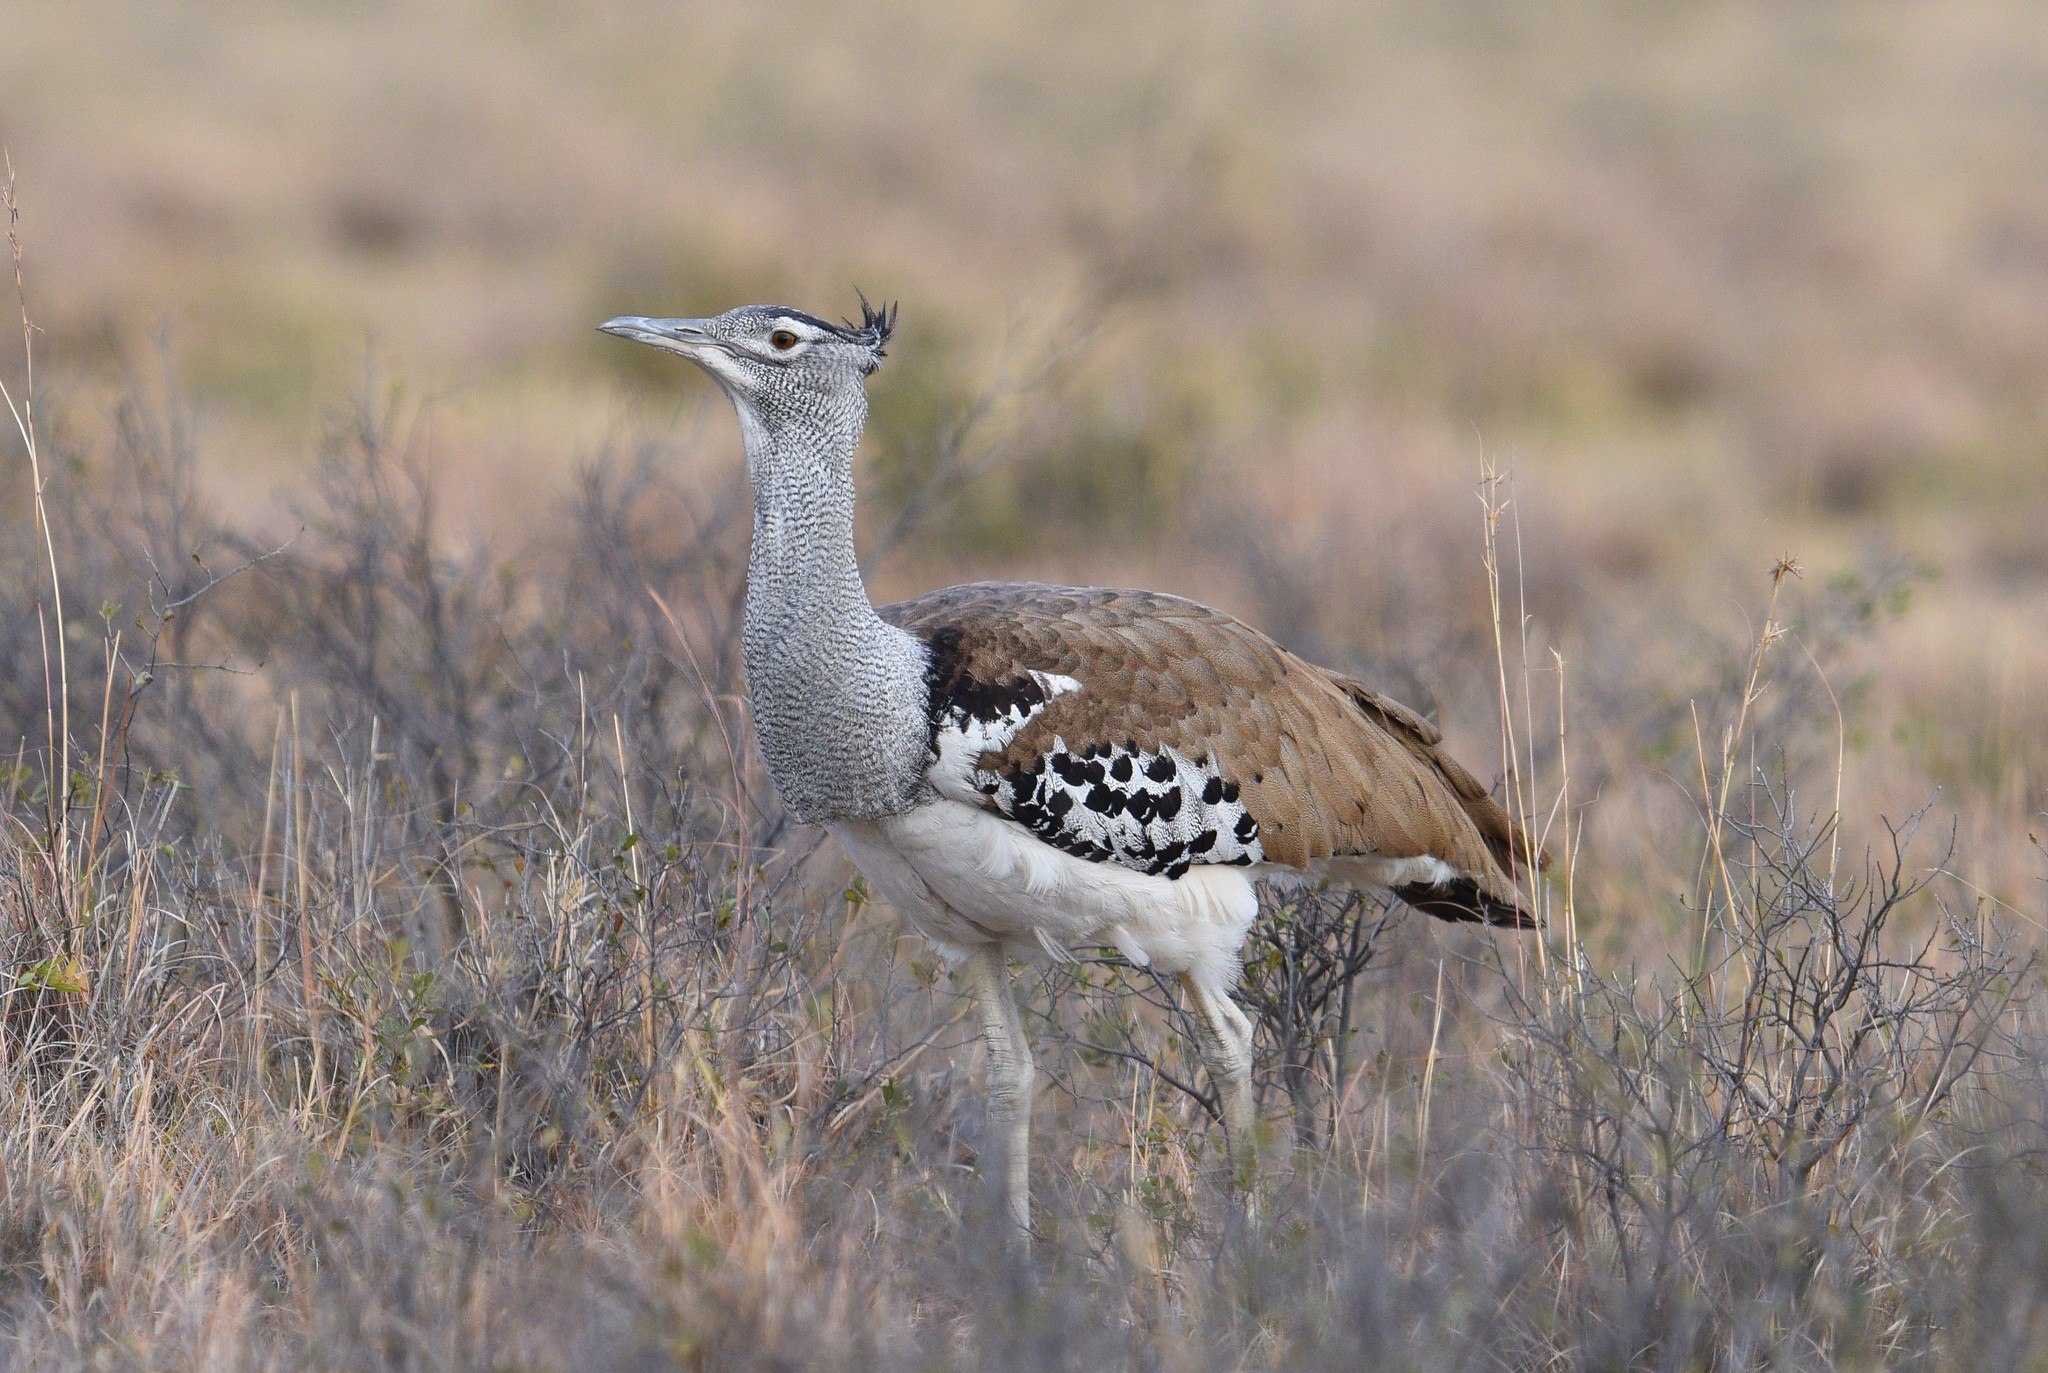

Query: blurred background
[[3, 0, 2044, 922]]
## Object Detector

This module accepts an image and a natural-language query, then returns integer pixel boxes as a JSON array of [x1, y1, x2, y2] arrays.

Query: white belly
[[829, 798, 1261, 988]]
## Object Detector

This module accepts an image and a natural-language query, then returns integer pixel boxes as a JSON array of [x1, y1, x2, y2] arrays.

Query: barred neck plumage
[[734, 396, 933, 823]]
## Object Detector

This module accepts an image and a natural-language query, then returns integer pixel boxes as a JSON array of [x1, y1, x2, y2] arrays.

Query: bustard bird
[[600, 299, 1542, 1235]]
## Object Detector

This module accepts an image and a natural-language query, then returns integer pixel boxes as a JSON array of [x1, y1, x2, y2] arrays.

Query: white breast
[[829, 799, 1261, 989]]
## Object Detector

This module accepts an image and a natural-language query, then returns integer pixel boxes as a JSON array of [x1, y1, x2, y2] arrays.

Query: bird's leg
[[1180, 972, 1260, 1197], [964, 944, 1035, 1244]]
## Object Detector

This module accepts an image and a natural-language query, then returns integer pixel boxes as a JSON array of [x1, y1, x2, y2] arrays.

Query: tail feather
[[1334, 675, 1548, 920], [1395, 875, 1539, 929]]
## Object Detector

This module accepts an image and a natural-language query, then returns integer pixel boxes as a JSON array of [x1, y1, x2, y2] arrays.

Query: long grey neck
[[736, 402, 933, 823]]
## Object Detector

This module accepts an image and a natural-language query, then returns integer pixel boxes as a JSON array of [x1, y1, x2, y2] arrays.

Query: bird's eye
[[769, 330, 799, 351]]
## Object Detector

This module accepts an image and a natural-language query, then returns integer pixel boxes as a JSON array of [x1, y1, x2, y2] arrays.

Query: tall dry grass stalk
[[1, 153, 73, 936]]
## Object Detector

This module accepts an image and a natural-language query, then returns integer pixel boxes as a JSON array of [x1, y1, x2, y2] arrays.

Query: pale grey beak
[[597, 316, 726, 356]]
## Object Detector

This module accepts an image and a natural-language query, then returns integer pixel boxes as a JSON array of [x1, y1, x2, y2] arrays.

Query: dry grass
[[0, 318, 2037, 1368], [0, 3, 2046, 1367]]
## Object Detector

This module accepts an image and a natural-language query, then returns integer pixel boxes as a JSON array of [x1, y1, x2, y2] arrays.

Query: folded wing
[[882, 582, 1544, 927]]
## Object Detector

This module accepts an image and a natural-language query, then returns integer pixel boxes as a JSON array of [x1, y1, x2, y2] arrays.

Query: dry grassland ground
[[0, 2, 2045, 1367]]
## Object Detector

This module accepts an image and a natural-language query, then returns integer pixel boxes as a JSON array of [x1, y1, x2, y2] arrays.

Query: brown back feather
[[883, 582, 1545, 920]]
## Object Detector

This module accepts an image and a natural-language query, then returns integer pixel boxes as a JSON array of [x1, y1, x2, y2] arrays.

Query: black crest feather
[[843, 289, 898, 369]]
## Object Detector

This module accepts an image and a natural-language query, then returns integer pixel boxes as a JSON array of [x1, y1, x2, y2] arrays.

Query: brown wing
[[882, 581, 1544, 927]]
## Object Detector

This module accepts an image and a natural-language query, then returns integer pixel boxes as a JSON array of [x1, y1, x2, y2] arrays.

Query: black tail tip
[[1395, 880, 1539, 930]]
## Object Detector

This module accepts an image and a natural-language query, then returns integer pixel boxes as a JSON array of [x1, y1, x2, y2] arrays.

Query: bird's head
[[599, 296, 895, 444]]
